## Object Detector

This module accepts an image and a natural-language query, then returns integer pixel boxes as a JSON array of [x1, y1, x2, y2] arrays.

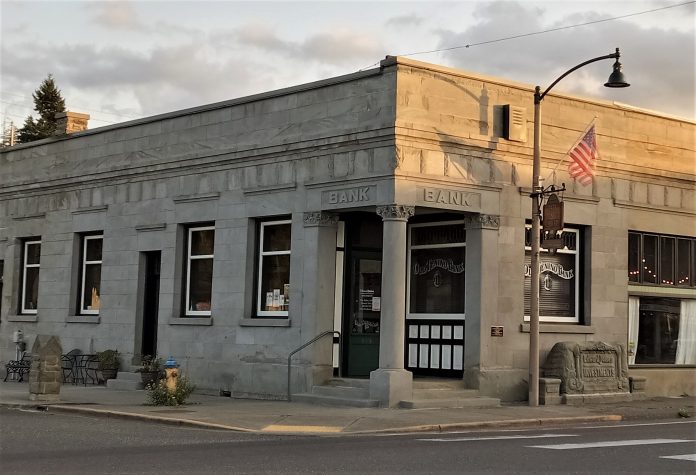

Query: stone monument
[[29, 335, 63, 402], [540, 341, 644, 404]]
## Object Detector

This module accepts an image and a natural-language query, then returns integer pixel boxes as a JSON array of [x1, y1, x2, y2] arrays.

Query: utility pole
[[1, 119, 18, 148]]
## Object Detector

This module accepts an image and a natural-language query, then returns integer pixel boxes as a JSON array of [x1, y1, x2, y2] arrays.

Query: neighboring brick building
[[1, 57, 694, 405]]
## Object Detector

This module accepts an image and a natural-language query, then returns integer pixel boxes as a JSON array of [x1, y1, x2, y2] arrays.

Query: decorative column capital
[[376, 205, 415, 221], [464, 214, 500, 230], [303, 211, 339, 227]]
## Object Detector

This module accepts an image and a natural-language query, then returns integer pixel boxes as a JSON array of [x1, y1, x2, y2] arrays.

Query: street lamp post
[[529, 48, 629, 406]]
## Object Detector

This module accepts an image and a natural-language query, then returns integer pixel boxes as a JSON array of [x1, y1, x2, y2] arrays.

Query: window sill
[[240, 318, 291, 327], [169, 317, 213, 326], [6, 314, 38, 322], [67, 315, 101, 324], [520, 323, 595, 334]]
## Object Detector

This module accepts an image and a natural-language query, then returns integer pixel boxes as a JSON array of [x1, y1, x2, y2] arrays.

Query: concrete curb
[[3, 402, 626, 436], [46, 405, 257, 433], [351, 415, 625, 435]]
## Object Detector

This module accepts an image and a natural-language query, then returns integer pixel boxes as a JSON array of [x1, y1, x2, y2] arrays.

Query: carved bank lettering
[[424, 188, 471, 206], [327, 187, 371, 204]]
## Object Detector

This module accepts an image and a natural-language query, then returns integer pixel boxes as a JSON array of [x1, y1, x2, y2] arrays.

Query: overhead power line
[[361, 0, 695, 69]]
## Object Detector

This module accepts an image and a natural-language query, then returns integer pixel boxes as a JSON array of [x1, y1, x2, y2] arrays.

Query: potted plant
[[96, 349, 120, 381], [136, 355, 163, 387]]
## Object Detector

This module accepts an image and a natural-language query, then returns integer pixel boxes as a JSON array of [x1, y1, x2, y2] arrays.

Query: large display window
[[256, 219, 291, 318], [524, 227, 580, 323], [407, 221, 466, 320]]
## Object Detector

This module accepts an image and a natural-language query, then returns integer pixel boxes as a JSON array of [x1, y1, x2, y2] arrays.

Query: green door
[[345, 253, 382, 377]]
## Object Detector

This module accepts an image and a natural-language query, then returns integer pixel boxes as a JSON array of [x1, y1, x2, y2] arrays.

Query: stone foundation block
[[369, 368, 413, 408], [629, 376, 647, 393], [539, 377, 562, 405]]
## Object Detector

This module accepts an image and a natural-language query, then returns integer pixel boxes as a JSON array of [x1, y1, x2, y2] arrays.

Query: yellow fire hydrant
[[164, 357, 179, 393]]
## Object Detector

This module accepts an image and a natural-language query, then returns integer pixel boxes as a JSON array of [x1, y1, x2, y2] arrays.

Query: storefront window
[[185, 225, 215, 316], [629, 297, 696, 365], [524, 227, 580, 323], [628, 232, 695, 287], [80, 235, 103, 315], [677, 239, 692, 286], [408, 222, 466, 318], [256, 219, 291, 317], [628, 232, 641, 283], [21, 239, 41, 314]]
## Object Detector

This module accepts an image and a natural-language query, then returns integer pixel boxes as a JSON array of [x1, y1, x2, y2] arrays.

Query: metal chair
[[61, 349, 82, 384], [4, 352, 31, 382]]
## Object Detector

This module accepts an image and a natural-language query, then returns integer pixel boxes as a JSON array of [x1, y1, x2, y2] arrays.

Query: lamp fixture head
[[604, 58, 630, 88]]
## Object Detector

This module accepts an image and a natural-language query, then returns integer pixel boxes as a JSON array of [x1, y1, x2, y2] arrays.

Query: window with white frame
[[407, 221, 466, 319], [628, 296, 696, 365], [21, 239, 41, 314], [80, 234, 103, 315], [256, 219, 291, 317], [524, 226, 580, 323], [185, 225, 215, 316]]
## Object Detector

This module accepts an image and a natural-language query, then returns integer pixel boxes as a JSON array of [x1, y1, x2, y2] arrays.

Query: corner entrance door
[[344, 252, 382, 377], [141, 251, 160, 358]]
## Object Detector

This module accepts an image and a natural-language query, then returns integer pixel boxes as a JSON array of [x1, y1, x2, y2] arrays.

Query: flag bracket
[[529, 183, 566, 199]]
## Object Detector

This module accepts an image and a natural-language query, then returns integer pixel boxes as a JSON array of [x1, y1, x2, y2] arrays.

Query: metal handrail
[[287, 330, 341, 402]]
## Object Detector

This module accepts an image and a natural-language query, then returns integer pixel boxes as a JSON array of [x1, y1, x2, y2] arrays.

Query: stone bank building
[[1, 57, 694, 406]]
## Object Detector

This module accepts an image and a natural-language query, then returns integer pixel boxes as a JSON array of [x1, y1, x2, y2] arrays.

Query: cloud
[[226, 24, 384, 66], [0, 40, 273, 118], [301, 30, 383, 64], [87, 0, 145, 31], [385, 14, 424, 28], [434, 1, 695, 118]]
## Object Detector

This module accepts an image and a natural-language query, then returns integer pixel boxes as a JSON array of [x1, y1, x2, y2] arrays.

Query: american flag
[[568, 125, 598, 186]]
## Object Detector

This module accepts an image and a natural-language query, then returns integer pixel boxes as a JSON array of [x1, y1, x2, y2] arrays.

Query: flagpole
[[528, 48, 628, 407]]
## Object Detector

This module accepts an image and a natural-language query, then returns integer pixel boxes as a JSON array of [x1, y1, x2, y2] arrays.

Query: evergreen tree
[[17, 74, 66, 143]]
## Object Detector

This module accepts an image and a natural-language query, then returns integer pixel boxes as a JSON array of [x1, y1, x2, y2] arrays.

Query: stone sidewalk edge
[[1, 402, 624, 435]]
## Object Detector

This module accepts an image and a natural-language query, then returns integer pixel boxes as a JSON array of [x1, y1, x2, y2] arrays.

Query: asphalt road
[[1, 407, 695, 474]]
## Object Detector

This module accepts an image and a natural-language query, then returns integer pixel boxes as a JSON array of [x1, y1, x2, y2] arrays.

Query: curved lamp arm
[[535, 48, 621, 104]]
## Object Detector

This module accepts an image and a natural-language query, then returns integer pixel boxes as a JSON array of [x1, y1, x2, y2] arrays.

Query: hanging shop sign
[[542, 193, 564, 250]]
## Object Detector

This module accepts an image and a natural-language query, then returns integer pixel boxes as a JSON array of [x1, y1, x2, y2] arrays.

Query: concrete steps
[[292, 377, 500, 409], [106, 371, 144, 390], [292, 378, 379, 407], [401, 378, 500, 409]]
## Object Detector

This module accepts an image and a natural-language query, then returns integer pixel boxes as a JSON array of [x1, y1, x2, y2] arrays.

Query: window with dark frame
[[184, 225, 215, 317], [628, 231, 695, 287], [256, 219, 291, 318], [407, 221, 466, 318], [79, 234, 103, 315], [524, 226, 580, 323], [21, 239, 41, 314]]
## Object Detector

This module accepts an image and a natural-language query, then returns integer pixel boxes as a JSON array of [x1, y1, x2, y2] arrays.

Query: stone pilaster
[[370, 204, 414, 407], [297, 211, 339, 392], [463, 214, 500, 392]]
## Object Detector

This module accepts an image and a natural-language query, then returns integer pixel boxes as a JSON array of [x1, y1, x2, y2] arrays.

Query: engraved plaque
[[542, 341, 629, 395]]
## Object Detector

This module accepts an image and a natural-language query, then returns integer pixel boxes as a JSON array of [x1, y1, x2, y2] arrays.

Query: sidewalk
[[1, 381, 693, 435]]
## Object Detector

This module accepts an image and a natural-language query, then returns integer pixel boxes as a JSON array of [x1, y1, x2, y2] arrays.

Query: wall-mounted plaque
[[490, 326, 504, 337]]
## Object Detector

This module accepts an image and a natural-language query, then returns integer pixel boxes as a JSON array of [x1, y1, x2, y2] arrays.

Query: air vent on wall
[[503, 105, 527, 143]]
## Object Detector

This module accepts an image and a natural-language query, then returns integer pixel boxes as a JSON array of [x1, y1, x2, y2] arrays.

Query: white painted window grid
[[21, 239, 41, 315], [185, 225, 215, 317], [407, 220, 466, 320], [256, 219, 291, 318], [80, 234, 103, 315]]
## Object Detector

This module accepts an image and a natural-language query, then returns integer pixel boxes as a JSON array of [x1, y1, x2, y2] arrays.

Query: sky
[[1, 0, 694, 130]]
